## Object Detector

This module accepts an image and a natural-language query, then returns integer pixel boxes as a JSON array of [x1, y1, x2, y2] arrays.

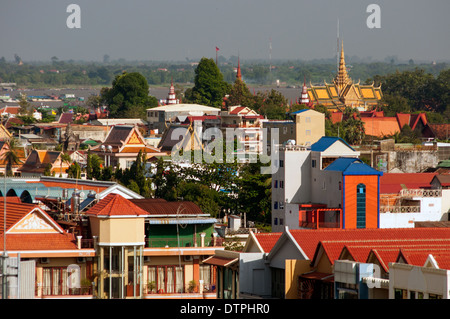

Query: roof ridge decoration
[[8, 207, 64, 234]]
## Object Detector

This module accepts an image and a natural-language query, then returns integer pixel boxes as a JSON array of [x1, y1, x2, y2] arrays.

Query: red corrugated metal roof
[[379, 173, 437, 194], [129, 199, 204, 215]]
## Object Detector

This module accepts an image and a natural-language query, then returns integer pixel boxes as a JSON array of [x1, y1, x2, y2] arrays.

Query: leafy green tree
[[225, 77, 255, 108], [184, 57, 230, 107], [101, 72, 158, 119], [254, 89, 288, 119], [379, 93, 411, 116], [67, 162, 81, 179]]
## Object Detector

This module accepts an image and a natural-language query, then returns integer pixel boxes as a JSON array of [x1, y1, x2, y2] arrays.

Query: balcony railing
[[143, 283, 216, 295], [38, 285, 93, 297], [399, 189, 441, 198], [380, 206, 421, 213], [145, 237, 223, 248]]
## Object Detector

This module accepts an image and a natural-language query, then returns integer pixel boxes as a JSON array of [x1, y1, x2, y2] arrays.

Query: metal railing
[[399, 189, 442, 198], [380, 205, 421, 213], [38, 285, 93, 297], [145, 237, 223, 248]]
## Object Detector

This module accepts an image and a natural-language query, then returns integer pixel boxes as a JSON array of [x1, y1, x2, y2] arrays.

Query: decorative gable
[[127, 130, 144, 145], [8, 209, 62, 234]]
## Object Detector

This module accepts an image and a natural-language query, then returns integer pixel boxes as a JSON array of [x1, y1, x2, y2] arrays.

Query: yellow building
[[307, 41, 383, 111]]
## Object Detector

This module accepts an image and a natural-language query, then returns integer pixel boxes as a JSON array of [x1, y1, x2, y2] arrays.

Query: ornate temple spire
[[334, 40, 351, 95], [299, 76, 310, 105], [166, 77, 178, 104], [236, 56, 242, 81]]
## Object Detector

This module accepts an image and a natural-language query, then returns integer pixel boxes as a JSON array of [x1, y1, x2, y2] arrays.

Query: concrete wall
[[387, 150, 439, 173], [239, 253, 272, 298], [311, 169, 342, 208], [295, 110, 325, 147], [389, 263, 450, 299], [272, 149, 311, 232]]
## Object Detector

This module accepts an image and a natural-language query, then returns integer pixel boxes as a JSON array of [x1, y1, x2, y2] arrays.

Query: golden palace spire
[[334, 40, 351, 95]]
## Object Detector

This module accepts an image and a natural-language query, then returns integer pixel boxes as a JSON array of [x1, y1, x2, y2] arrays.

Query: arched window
[[356, 183, 366, 229]]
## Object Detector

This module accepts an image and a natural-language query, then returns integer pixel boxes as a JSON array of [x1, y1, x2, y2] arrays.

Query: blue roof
[[290, 108, 310, 115], [310, 136, 355, 152], [325, 157, 383, 176]]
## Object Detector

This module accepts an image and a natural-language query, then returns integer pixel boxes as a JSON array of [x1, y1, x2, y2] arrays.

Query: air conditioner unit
[[144, 256, 151, 262], [40, 258, 50, 264], [183, 255, 193, 262], [76, 257, 86, 263]]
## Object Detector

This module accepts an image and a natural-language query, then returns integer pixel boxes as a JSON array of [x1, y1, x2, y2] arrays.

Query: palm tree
[[60, 152, 72, 177], [1, 138, 22, 177]]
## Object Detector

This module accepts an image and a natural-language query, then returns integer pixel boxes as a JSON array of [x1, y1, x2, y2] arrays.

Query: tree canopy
[[184, 57, 230, 107], [100, 72, 158, 119]]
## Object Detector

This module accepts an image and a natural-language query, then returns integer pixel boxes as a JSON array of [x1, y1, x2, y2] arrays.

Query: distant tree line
[[0, 55, 447, 88]]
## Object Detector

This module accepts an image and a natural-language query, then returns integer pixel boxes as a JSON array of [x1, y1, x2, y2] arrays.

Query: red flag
[[216, 47, 219, 51]]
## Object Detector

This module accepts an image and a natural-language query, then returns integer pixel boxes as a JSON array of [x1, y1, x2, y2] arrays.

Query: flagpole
[[215, 46, 219, 65]]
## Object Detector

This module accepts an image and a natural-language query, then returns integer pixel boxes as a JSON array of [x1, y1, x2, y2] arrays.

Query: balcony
[[299, 209, 342, 229], [145, 237, 223, 248], [143, 282, 216, 299], [37, 285, 93, 299]]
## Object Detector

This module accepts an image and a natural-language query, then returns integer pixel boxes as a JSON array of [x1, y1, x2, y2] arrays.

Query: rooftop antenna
[[269, 37, 272, 74], [337, 18, 340, 76]]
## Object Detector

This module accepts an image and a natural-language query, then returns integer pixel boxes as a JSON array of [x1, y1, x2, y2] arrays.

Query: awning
[[146, 218, 218, 225], [202, 256, 238, 267]]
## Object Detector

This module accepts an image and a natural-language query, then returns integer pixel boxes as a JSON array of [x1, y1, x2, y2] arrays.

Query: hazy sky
[[1, 0, 449, 63]]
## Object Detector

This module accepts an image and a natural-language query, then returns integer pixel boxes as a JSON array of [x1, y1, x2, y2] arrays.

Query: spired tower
[[334, 40, 352, 95], [165, 78, 179, 105], [299, 77, 310, 105], [236, 56, 242, 81], [306, 40, 383, 111]]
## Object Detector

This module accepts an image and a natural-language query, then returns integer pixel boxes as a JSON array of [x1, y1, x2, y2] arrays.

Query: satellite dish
[[79, 191, 85, 199]]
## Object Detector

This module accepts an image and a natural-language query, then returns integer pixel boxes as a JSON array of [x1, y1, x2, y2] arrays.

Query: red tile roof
[[86, 193, 149, 217], [0, 201, 39, 235], [379, 173, 437, 194], [396, 113, 411, 129], [0, 233, 77, 250], [362, 117, 401, 137], [253, 232, 282, 253], [398, 249, 450, 270], [289, 227, 450, 261]]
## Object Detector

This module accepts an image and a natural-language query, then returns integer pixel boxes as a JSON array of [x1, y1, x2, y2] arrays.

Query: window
[[199, 264, 214, 290], [306, 130, 311, 136], [280, 218, 284, 225], [274, 218, 278, 225], [274, 201, 278, 209], [305, 117, 311, 123], [274, 180, 278, 188], [394, 288, 407, 299], [280, 180, 284, 189], [339, 181, 342, 190], [148, 265, 184, 294], [279, 160, 284, 168], [356, 184, 366, 229], [312, 160, 317, 168], [42, 267, 70, 296]]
